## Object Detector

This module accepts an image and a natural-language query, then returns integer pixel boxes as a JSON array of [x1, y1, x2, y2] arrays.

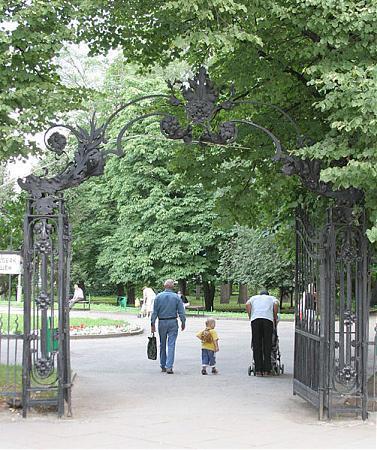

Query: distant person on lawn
[[69, 283, 84, 309], [142, 286, 156, 317], [151, 279, 186, 374], [177, 290, 190, 308], [246, 290, 278, 376]]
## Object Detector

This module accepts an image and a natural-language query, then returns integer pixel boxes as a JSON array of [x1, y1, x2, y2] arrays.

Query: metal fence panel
[[0, 259, 23, 407], [294, 207, 370, 420]]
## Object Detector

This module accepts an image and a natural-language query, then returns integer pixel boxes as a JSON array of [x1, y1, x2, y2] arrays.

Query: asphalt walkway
[[0, 316, 376, 449]]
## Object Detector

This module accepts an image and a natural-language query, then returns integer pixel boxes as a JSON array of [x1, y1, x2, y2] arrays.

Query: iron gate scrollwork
[[22, 195, 71, 417], [294, 206, 370, 420]]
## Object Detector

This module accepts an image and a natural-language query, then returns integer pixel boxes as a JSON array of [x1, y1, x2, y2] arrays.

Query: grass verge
[[0, 315, 129, 334]]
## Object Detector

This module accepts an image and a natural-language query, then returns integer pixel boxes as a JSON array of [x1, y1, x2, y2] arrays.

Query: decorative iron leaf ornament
[[35, 291, 51, 309], [47, 132, 67, 155], [160, 116, 192, 143], [163, 67, 237, 145], [274, 152, 364, 204], [182, 67, 219, 124], [34, 357, 54, 378], [18, 115, 107, 204]]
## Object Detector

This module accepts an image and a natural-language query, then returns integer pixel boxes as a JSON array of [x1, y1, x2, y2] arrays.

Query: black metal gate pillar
[[294, 206, 370, 420], [22, 195, 71, 417], [324, 206, 370, 419]]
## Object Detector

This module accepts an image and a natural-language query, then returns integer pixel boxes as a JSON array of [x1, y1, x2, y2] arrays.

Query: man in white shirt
[[246, 290, 279, 376]]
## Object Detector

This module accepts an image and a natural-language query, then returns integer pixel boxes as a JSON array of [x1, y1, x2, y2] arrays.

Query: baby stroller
[[248, 326, 284, 376]]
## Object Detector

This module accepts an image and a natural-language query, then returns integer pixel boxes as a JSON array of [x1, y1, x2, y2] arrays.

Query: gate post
[[324, 206, 369, 419], [318, 227, 327, 420], [21, 194, 71, 417], [22, 199, 32, 418], [360, 211, 370, 420]]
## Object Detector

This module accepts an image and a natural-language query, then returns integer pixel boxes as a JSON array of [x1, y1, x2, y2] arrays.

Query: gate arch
[[16, 68, 370, 418]]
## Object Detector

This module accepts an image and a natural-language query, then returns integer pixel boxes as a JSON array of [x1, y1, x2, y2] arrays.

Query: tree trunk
[[280, 288, 284, 310], [116, 283, 125, 297], [178, 279, 187, 295], [220, 283, 231, 304], [290, 289, 294, 308], [195, 283, 201, 300], [126, 283, 135, 306], [238, 283, 248, 304], [203, 281, 215, 311], [371, 279, 377, 306], [115, 282, 125, 305]]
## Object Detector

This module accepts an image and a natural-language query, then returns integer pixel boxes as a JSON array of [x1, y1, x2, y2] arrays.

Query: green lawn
[[0, 364, 59, 401], [5, 295, 376, 320], [0, 315, 129, 334], [0, 364, 22, 397]]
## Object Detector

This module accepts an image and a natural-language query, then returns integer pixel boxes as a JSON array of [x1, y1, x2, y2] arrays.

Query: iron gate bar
[[16, 67, 370, 419]]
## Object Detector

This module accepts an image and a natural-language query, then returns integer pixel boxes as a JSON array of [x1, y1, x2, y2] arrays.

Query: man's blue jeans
[[158, 319, 178, 369]]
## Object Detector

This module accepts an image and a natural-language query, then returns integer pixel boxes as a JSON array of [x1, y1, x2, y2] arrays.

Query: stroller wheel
[[280, 364, 284, 374], [248, 366, 252, 376]]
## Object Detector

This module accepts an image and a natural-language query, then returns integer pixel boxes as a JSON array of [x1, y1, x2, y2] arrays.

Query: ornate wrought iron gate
[[22, 195, 71, 417], [294, 206, 370, 419], [294, 210, 324, 417], [15, 67, 371, 419]]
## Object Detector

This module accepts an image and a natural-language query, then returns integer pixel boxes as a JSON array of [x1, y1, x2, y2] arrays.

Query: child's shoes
[[201, 368, 208, 375], [211, 367, 218, 374]]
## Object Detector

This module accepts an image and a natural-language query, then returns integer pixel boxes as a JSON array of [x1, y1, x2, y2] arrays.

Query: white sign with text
[[0, 253, 23, 275]]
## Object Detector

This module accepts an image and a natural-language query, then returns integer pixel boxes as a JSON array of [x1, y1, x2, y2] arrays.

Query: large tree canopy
[[0, 0, 85, 161], [74, 0, 377, 239], [218, 225, 294, 291], [65, 61, 222, 293]]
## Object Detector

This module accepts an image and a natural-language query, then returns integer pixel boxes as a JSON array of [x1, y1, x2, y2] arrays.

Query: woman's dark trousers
[[251, 318, 273, 372]]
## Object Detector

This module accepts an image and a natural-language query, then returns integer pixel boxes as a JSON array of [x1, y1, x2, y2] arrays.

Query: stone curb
[[70, 327, 144, 339]]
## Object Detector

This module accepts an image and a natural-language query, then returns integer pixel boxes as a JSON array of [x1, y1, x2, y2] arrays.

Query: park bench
[[71, 295, 91, 311], [185, 305, 206, 316]]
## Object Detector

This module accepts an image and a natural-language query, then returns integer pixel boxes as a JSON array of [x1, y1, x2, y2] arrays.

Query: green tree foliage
[[66, 60, 222, 296], [0, 0, 85, 162], [75, 0, 377, 241], [0, 167, 24, 250], [65, 176, 116, 293], [218, 225, 294, 291]]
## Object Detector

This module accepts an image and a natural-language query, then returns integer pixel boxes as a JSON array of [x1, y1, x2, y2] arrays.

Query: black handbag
[[147, 333, 157, 360]]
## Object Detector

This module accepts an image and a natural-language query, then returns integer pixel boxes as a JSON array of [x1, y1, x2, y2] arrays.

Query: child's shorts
[[202, 349, 216, 366]]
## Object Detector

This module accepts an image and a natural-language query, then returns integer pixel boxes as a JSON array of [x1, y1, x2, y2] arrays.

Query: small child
[[196, 318, 219, 375]]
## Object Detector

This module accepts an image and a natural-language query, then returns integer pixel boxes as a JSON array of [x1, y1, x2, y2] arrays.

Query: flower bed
[[70, 322, 142, 338]]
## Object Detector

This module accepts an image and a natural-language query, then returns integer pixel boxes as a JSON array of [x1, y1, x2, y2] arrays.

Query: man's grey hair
[[164, 279, 175, 289]]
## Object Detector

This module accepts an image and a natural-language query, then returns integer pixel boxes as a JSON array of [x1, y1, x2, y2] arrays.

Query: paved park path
[[0, 313, 376, 449]]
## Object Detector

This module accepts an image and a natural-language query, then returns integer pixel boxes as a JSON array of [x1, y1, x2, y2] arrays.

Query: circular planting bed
[[70, 323, 143, 339], [70, 318, 143, 339]]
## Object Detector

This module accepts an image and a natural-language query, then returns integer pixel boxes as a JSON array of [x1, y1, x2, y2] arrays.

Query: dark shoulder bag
[[147, 333, 157, 360]]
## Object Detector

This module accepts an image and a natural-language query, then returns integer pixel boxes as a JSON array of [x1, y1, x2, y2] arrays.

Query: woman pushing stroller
[[246, 290, 279, 376]]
